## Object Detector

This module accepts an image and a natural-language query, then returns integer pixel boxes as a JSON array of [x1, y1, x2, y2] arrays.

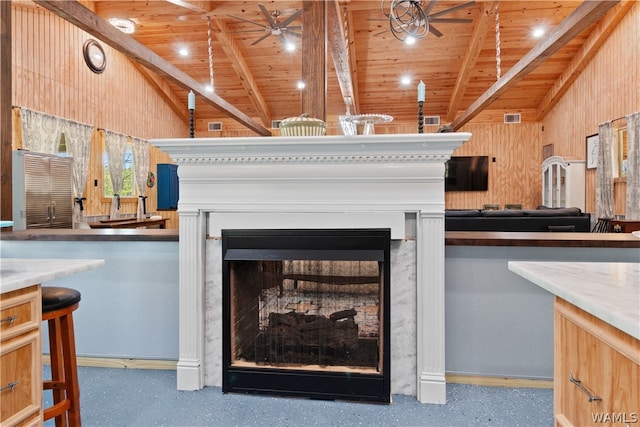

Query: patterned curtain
[[626, 112, 640, 220], [104, 130, 129, 219], [20, 108, 62, 154], [63, 120, 94, 225], [131, 138, 149, 220], [595, 122, 615, 220]]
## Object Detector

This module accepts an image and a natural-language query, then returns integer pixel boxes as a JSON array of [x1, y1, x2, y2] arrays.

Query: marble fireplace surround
[[150, 133, 471, 404]]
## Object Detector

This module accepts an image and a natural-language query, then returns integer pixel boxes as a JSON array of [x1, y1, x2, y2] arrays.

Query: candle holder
[[418, 101, 424, 134], [189, 108, 195, 138]]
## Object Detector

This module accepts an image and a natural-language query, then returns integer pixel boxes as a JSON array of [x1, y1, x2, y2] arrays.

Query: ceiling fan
[[227, 4, 302, 46], [376, 0, 475, 41]]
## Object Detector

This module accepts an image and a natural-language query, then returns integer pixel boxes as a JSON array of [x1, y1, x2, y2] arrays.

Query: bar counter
[[1, 229, 639, 248], [445, 231, 640, 248], [0, 228, 179, 241], [1, 228, 637, 379]]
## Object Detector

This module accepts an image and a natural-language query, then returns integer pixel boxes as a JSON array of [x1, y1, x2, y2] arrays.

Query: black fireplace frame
[[222, 228, 391, 403]]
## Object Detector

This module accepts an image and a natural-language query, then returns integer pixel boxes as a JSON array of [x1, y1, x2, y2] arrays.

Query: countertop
[[446, 231, 640, 248], [0, 258, 105, 294], [2, 229, 640, 248], [508, 261, 640, 340]]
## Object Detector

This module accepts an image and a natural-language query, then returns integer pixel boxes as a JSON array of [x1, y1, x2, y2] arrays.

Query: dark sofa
[[445, 207, 591, 232]]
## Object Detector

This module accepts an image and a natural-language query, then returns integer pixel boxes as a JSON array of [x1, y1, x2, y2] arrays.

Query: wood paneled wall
[[11, 3, 187, 228], [542, 3, 639, 216]]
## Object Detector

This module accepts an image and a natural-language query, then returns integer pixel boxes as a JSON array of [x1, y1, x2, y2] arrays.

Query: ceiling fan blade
[[258, 3, 278, 28], [428, 1, 475, 19], [251, 32, 272, 46], [228, 29, 270, 34], [428, 24, 444, 37], [423, 1, 438, 16], [277, 33, 289, 46], [429, 18, 472, 24], [278, 9, 302, 28], [373, 28, 391, 37], [227, 14, 269, 29], [285, 31, 301, 38]]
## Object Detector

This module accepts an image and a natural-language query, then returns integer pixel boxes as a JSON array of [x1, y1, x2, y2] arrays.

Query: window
[[102, 140, 136, 198], [57, 133, 69, 157]]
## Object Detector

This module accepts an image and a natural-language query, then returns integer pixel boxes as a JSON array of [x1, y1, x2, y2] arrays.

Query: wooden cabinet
[[542, 157, 585, 210], [0, 285, 42, 426], [554, 298, 639, 427]]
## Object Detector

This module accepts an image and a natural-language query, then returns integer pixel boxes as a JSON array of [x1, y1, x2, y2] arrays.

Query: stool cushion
[[42, 286, 81, 313]]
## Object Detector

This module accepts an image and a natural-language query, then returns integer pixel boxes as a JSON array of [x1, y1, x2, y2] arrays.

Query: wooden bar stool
[[42, 286, 82, 427]]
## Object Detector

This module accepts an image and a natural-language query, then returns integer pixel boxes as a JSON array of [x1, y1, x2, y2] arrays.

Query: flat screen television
[[445, 156, 489, 192]]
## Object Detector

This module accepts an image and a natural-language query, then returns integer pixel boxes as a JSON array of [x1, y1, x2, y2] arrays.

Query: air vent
[[504, 113, 521, 124], [423, 116, 440, 125], [208, 122, 222, 131], [271, 120, 282, 129]]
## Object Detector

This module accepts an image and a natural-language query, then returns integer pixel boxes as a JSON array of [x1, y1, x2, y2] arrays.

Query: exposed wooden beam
[[213, 18, 272, 127], [1, 0, 12, 224], [446, 1, 495, 122], [327, 0, 356, 114], [165, 0, 211, 14], [301, 0, 326, 121], [451, 0, 619, 131], [33, 0, 271, 136], [345, 7, 360, 114], [535, 1, 633, 120]]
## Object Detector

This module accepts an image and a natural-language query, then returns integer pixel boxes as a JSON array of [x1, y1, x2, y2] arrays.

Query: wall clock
[[586, 133, 599, 169], [83, 39, 106, 74]]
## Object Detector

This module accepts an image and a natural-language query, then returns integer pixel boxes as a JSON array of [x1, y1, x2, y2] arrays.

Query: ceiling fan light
[[108, 17, 135, 34], [405, 35, 417, 45], [532, 27, 545, 38], [285, 42, 296, 52]]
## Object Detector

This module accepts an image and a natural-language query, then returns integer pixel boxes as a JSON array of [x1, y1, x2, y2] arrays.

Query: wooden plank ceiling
[[31, 1, 628, 132]]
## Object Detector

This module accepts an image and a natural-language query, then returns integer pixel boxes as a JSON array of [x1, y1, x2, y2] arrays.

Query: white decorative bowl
[[280, 114, 327, 137]]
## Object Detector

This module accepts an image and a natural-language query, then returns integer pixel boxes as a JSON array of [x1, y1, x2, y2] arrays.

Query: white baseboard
[[42, 355, 553, 390]]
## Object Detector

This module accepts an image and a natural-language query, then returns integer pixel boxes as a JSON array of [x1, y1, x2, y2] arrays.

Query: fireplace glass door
[[222, 229, 390, 402]]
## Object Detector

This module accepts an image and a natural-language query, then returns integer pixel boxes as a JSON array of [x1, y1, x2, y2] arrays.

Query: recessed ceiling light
[[206, 85, 214, 93], [285, 42, 296, 52], [297, 81, 306, 90], [532, 27, 545, 38], [179, 48, 189, 57], [108, 17, 135, 34], [400, 75, 411, 85]]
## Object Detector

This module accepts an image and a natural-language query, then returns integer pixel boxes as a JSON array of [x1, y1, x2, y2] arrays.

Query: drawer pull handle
[[1, 381, 19, 392], [0, 315, 17, 324], [570, 373, 602, 402]]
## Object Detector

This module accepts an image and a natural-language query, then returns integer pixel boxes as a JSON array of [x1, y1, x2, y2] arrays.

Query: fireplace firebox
[[222, 229, 391, 402]]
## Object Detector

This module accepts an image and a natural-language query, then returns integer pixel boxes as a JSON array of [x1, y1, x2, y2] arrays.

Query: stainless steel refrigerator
[[12, 150, 73, 230]]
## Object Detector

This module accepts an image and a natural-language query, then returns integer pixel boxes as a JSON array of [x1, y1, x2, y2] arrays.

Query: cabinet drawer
[[554, 299, 640, 427], [0, 285, 40, 342], [0, 330, 42, 426]]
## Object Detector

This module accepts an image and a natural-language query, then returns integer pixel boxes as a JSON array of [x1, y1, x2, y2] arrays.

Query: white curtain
[[626, 112, 640, 220], [62, 120, 94, 224], [104, 130, 129, 219], [595, 122, 615, 220], [20, 108, 62, 154], [131, 138, 149, 220]]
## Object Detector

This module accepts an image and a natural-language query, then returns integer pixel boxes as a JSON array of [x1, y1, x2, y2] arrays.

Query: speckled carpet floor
[[43, 366, 553, 427]]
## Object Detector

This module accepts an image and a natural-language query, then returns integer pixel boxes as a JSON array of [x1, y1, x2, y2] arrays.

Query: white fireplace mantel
[[150, 133, 471, 404]]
